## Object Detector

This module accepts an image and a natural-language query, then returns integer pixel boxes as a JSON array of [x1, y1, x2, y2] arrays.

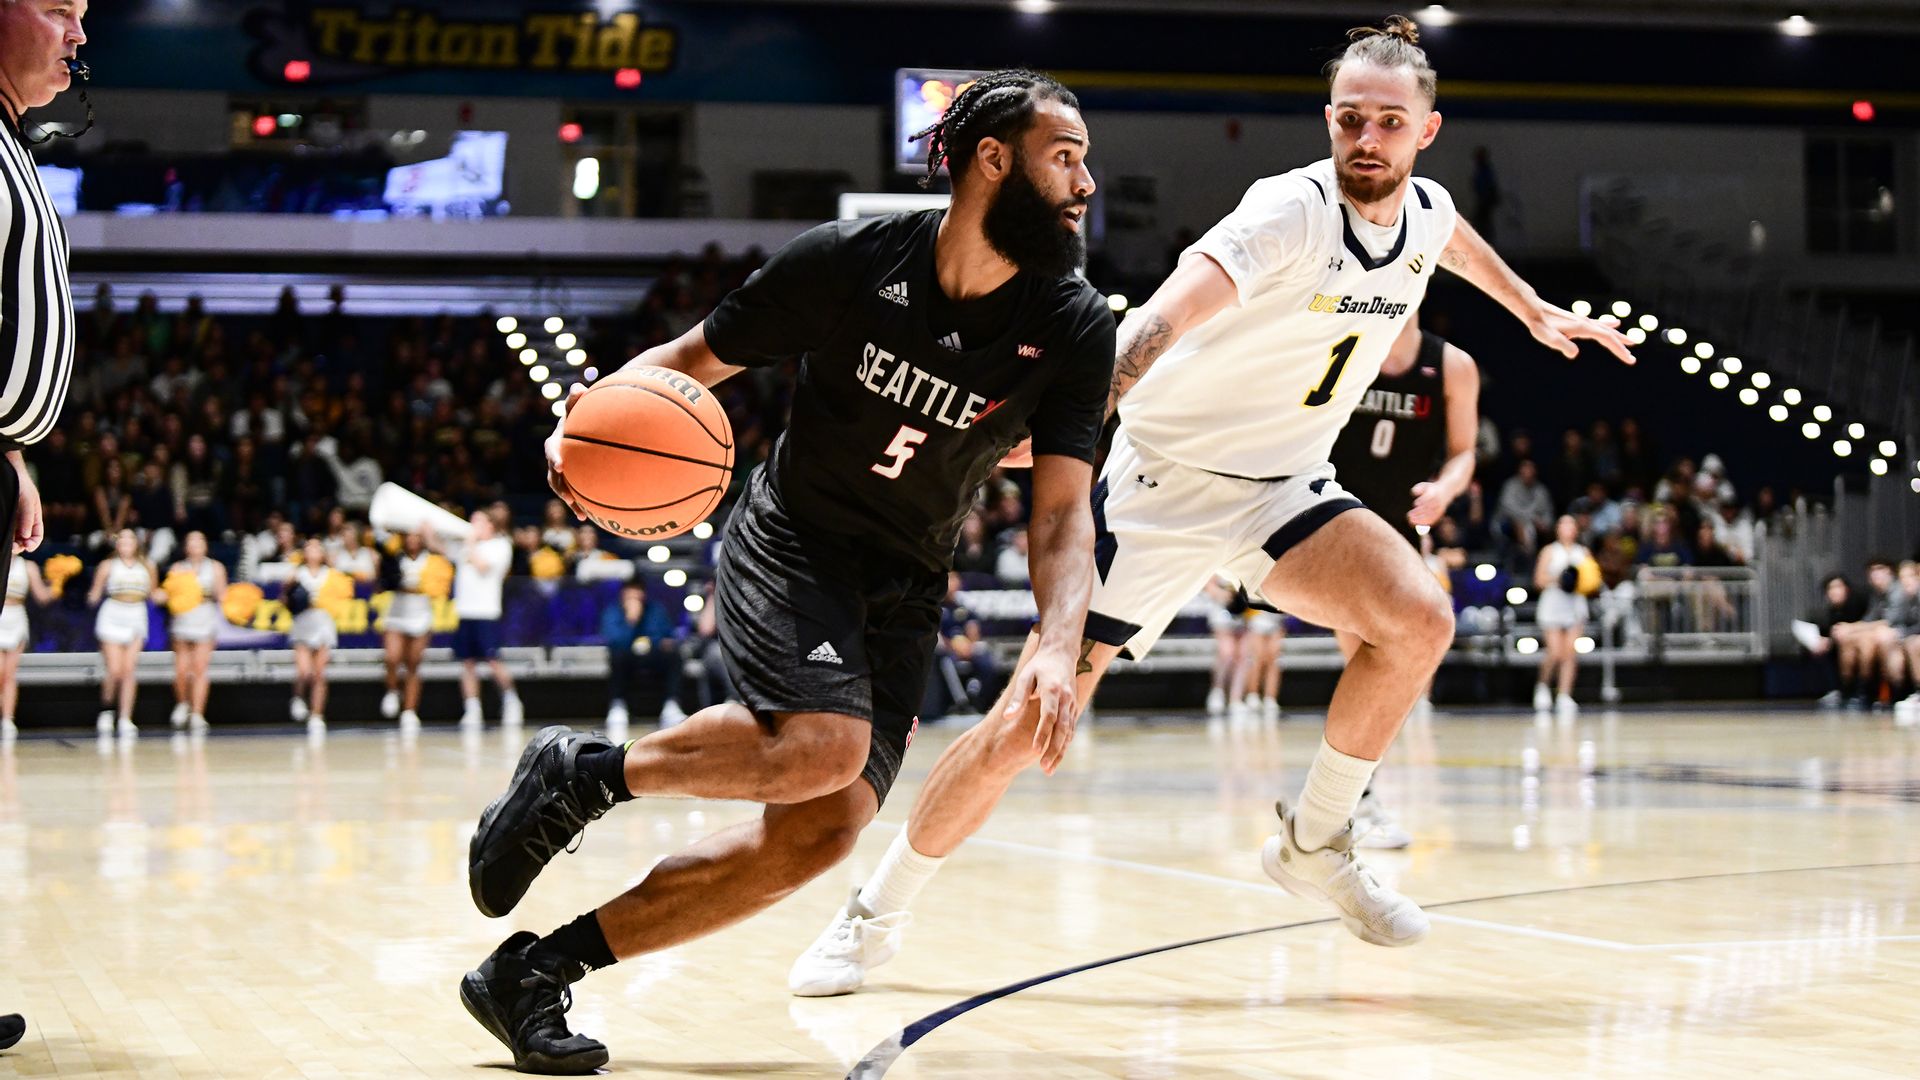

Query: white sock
[[856, 827, 945, 916], [502, 688, 520, 702], [1293, 738, 1379, 851]]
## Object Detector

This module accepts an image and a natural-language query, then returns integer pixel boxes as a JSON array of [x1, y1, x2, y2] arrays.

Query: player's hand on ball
[[544, 384, 590, 520], [1407, 481, 1449, 527], [1530, 303, 1635, 365], [1013, 646, 1080, 775]]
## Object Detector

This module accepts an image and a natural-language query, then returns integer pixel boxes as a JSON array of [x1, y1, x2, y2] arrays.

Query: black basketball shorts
[[715, 473, 944, 806]]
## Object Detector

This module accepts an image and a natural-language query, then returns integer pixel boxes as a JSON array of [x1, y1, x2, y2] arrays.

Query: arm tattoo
[[1077, 635, 1098, 676], [1106, 312, 1175, 418], [1440, 246, 1469, 271]]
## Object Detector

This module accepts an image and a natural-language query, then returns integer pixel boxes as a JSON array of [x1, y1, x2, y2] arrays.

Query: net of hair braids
[[909, 70, 1062, 190]]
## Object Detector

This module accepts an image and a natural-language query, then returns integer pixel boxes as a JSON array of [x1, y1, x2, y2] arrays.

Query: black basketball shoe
[[460, 932, 609, 1075], [0, 1013, 24, 1051], [469, 725, 619, 918]]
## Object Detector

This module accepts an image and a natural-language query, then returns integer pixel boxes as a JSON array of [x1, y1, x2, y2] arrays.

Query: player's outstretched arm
[[545, 323, 745, 518], [1408, 343, 1481, 527], [1438, 218, 1635, 366], [1015, 452, 1097, 774], [1105, 253, 1240, 419]]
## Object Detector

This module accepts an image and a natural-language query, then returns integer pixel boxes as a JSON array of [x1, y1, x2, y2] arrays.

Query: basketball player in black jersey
[[1327, 315, 1478, 848], [457, 71, 1113, 1074]]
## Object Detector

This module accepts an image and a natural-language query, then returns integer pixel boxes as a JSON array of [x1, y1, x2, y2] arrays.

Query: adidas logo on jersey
[[878, 281, 910, 306], [937, 331, 963, 351], [807, 641, 844, 664], [1308, 293, 1410, 319]]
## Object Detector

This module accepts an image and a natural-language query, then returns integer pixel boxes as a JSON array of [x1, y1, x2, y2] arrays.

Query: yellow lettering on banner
[[440, 25, 475, 64], [565, 14, 598, 70], [312, 9, 358, 55], [594, 13, 637, 68], [636, 28, 674, 70], [384, 11, 412, 65], [351, 21, 390, 64], [524, 14, 571, 67], [410, 12, 439, 64], [475, 25, 517, 67]]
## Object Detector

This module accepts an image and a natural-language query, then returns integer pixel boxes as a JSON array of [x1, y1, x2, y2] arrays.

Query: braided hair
[[911, 69, 1080, 190]]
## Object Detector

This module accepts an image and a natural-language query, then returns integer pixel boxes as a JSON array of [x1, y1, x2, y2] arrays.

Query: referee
[[0, 0, 89, 1057]]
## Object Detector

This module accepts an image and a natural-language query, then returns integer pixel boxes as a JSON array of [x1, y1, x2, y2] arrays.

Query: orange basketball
[[560, 366, 734, 539]]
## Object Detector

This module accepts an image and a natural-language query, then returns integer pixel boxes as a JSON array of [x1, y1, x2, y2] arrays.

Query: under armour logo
[[1309, 478, 1329, 495], [1327, 256, 1344, 272], [1137, 474, 1158, 488]]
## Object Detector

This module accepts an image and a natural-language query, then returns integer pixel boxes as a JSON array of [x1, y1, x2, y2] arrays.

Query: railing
[[1622, 566, 1764, 662]]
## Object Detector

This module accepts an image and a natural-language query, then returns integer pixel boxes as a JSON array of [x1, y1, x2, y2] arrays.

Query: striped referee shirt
[[0, 114, 74, 451]]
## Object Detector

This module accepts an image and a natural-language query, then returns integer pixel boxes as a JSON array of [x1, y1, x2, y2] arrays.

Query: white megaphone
[[369, 483, 473, 541]]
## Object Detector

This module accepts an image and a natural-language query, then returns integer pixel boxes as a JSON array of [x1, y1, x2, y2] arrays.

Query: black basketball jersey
[[1329, 331, 1449, 529], [704, 211, 1115, 571]]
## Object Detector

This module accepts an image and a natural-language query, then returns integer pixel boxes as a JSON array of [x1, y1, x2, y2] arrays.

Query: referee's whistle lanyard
[[19, 58, 92, 146]]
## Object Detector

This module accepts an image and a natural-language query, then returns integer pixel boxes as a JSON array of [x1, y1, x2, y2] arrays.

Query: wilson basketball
[[559, 366, 734, 539]]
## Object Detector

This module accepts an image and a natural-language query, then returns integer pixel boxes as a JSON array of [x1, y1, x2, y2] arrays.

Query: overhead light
[[566, 349, 587, 366], [1802, 422, 1821, 439], [1782, 388, 1803, 405], [518, 348, 537, 365], [1611, 300, 1632, 318], [1833, 439, 1853, 457], [1637, 314, 1659, 331], [1812, 404, 1833, 422], [1681, 357, 1702, 375], [1870, 458, 1890, 476], [1911, 478, 1920, 494], [1418, 3, 1455, 26], [1738, 388, 1760, 406], [692, 522, 715, 540], [1474, 563, 1496, 582], [1013, 0, 1055, 12], [1625, 327, 1647, 345], [1708, 371, 1729, 389], [1782, 14, 1813, 36], [573, 156, 601, 200], [1878, 440, 1898, 457], [555, 332, 577, 350], [1506, 586, 1528, 605], [544, 316, 565, 334], [1574, 636, 1596, 655], [1694, 342, 1714, 359], [1751, 372, 1771, 389], [505, 332, 527, 349], [1107, 293, 1129, 312], [551, 400, 566, 418], [1570, 300, 1592, 317], [1666, 328, 1688, 345], [541, 382, 562, 400], [529, 364, 549, 381], [1847, 422, 1865, 439], [1721, 357, 1742, 374], [496, 316, 518, 333], [1516, 636, 1540, 655], [1769, 404, 1789, 422], [663, 569, 688, 587], [583, 367, 598, 381], [683, 594, 706, 613], [648, 545, 671, 563]]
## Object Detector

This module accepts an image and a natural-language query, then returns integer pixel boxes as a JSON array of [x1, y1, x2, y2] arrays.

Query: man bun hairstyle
[[911, 69, 1080, 190], [1325, 14, 1438, 105]]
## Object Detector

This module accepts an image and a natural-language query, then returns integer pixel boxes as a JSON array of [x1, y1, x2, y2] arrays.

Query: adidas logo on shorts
[[807, 641, 844, 664], [878, 281, 909, 306]]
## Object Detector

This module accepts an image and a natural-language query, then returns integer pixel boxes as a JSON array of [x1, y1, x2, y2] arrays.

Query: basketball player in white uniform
[[0, 555, 48, 739], [88, 529, 158, 736], [790, 17, 1633, 995], [381, 528, 434, 728], [165, 530, 227, 732]]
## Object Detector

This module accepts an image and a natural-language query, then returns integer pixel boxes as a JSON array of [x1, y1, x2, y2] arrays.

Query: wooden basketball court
[[1, 707, 1915, 1078]]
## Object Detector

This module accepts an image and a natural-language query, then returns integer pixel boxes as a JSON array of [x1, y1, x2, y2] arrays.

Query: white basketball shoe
[[788, 890, 912, 998], [1261, 800, 1428, 947], [1353, 793, 1413, 850], [171, 702, 191, 728], [379, 690, 400, 719]]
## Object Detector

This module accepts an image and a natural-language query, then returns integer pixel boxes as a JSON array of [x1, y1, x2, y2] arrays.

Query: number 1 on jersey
[[871, 424, 928, 479], [1304, 334, 1360, 408]]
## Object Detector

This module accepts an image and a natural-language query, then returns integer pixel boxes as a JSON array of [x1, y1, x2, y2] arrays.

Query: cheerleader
[[380, 528, 433, 727], [1533, 514, 1593, 717], [287, 538, 340, 730], [164, 531, 227, 731], [87, 530, 158, 735], [1237, 603, 1286, 721], [332, 522, 379, 584], [0, 555, 50, 739], [1201, 578, 1243, 717]]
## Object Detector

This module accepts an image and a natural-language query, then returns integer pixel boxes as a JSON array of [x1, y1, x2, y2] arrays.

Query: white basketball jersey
[[1119, 158, 1458, 478]]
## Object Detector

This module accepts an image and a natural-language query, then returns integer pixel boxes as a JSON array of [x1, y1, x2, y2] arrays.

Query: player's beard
[[1334, 151, 1413, 207], [982, 151, 1087, 279]]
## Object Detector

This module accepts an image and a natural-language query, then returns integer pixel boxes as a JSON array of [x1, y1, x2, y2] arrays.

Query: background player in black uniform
[[1327, 315, 1478, 848], [458, 71, 1114, 1075]]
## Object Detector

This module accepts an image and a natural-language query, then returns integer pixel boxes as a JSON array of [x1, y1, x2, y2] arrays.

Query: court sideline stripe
[[847, 857, 1920, 1078]]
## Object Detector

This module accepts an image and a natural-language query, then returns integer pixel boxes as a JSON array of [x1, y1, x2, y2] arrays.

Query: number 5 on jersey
[[871, 424, 928, 479], [1304, 333, 1361, 408]]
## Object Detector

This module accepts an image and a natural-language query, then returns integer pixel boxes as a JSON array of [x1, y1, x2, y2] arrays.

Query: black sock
[[581, 741, 636, 803], [528, 911, 617, 973]]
